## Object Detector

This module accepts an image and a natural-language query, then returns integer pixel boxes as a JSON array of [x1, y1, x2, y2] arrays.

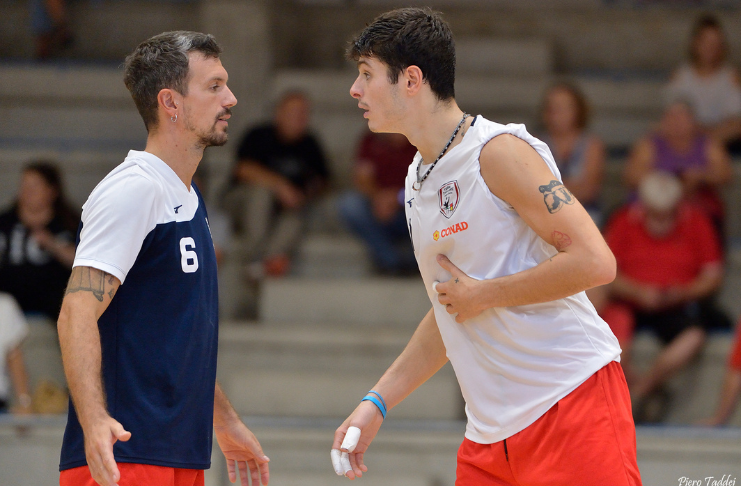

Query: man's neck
[[403, 100, 467, 165], [144, 130, 203, 189]]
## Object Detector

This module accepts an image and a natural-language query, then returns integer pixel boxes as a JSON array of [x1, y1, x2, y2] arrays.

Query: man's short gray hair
[[123, 31, 222, 132]]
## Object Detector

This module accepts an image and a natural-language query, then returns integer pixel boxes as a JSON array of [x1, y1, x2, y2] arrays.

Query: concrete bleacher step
[[22, 312, 741, 426], [0, 64, 129, 104], [259, 277, 431, 325], [3, 416, 741, 486], [0, 105, 146, 148], [292, 234, 373, 278], [217, 323, 463, 420], [631, 332, 741, 426], [456, 38, 553, 76], [0, 147, 130, 208], [576, 76, 664, 114]]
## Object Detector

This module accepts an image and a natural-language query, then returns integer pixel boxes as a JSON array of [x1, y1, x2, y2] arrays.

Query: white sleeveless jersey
[[404, 116, 621, 444]]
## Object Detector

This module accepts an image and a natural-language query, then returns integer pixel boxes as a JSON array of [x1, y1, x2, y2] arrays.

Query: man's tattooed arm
[[65, 267, 119, 303], [538, 180, 575, 214]]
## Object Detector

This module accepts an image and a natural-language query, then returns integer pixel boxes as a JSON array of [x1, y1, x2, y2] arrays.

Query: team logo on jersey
[[438, 181, 460, 219], [433, 221, 469, 240]]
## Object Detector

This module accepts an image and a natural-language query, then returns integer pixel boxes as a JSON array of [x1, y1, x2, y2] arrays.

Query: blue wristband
[[361, 395, 387, 419], [367, 390, 387, 411]]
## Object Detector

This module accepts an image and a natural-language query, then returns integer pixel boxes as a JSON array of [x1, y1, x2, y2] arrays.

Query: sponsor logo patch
[[433, 221, 469, 240], [438, 180, 460, 219]]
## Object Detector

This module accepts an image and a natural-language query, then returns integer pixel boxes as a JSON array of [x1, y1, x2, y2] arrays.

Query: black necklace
[[414, 113, 470, 191]]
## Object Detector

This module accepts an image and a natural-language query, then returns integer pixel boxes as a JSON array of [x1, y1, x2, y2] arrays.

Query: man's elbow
[[589, 250, 616, 288]]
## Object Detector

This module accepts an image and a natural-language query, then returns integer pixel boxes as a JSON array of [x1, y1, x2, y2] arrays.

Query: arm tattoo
[[455, 278, 459, 283], [65, 267, 113, 302], [538, 180, 575, 214], [107, 275, 116, 300], [551, 231, 573, 251]]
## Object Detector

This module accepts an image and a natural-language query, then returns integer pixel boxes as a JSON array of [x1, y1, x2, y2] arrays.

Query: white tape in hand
[[432, 281, 441, 293], [331, 449, 341, 475], [341, 426, 361, 452], [331, 426, 362, 477], [330, 449, 353, 476]]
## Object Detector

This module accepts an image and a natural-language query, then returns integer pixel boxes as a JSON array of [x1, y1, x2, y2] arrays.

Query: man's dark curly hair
[[347, 7, 456, 101]]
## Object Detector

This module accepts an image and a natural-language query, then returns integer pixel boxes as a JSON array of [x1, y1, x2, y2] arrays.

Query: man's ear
[[403, 65, 425, 96], [157, 88, 180, 120]]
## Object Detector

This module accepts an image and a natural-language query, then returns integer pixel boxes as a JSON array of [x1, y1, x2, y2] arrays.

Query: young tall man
[[331, 9, 642, 485], [58, 32, 269, 486]]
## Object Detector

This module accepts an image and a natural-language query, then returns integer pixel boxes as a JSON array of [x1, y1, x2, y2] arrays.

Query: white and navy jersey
[[405, 116, 621, 444], [60, 150, 219, 471]]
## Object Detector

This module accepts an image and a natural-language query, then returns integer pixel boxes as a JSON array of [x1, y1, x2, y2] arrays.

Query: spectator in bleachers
[[338, 132, 418, 275], [31, 0, 73, 59], [222, 91, 329, 277], [624, 98, 732, 236], [539, 82, 606, 225], [0, 293, 32, 415], [599, 172, 723, 422], [666, 14, 741, 155], [0, 161, 78, 319]]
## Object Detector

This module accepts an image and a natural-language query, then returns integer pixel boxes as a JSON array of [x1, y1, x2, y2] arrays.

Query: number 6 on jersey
[[180, 237, 199, 273]]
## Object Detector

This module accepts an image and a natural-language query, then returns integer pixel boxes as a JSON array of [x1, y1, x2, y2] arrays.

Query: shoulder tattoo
[[538, 180, 575, 214], [65, 267, 115, 302]]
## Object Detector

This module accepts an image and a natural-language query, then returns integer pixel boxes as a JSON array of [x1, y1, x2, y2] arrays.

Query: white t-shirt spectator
[[666, 63, 741, 126]]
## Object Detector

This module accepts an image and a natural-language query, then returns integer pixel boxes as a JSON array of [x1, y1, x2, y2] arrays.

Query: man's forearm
[[214, 381, 240, 427], [368, 309, 448, 411], [58, 302, 108, 427], [475, 248, 615, 309]]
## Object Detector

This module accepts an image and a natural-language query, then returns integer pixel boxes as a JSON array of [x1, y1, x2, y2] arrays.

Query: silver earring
[[171, 114, 178, 123]]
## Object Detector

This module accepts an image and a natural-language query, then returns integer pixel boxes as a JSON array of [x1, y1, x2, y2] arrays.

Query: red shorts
[[456, 361, 642, 486], [59, 463, 204, 486]]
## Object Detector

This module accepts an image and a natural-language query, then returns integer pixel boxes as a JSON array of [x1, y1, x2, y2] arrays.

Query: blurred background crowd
[[2, 0, 741, 482]]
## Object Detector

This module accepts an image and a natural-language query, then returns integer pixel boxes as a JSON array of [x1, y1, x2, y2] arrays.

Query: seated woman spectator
[[624, 99, 732, 236], [599, 172, 724, 423], [0, 161, 78, 319], [339, 131, 418, 275], [539, 81, 606, 225], [666, 14, 741, 155], [0, 293, 32, 415]]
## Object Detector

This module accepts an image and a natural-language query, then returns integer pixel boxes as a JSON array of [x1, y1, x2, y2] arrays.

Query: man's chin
[[199, 135, 228, 148]]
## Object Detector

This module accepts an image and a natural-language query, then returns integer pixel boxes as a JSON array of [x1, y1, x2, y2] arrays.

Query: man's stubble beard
[[185, 113, 229, 149]]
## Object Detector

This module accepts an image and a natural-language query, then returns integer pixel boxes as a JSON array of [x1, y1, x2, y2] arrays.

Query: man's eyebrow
[[207, 76, 226, 83], [357, 60, 370, 68]]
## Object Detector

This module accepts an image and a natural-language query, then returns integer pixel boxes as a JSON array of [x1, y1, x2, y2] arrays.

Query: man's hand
[[215, 421, 270, 486], [331, 401, 384, 480], [434, 254, 485, 323], [83, 415, 131, 486]]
